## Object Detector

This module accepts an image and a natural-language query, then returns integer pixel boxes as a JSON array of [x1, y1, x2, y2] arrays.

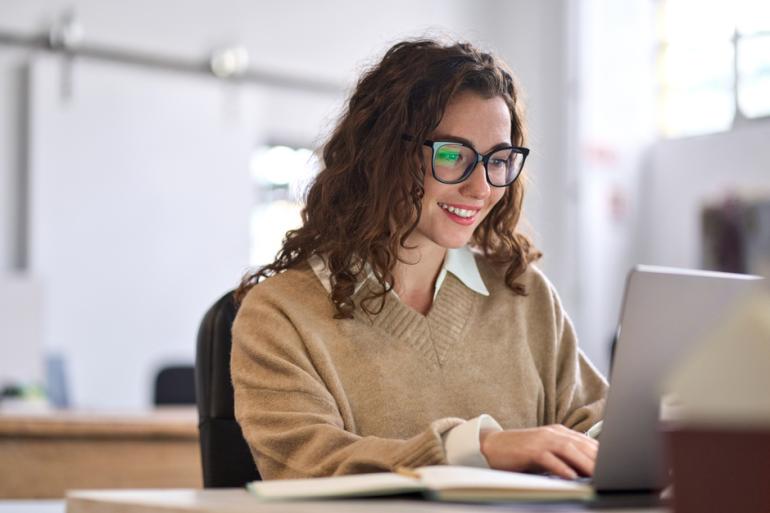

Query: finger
[[553, 440, 596, 477], [537, 451, 578, 480]]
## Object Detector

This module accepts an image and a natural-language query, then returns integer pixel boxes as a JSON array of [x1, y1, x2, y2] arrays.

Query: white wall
[[573, 0, 656, 373], [26, 55, 260, 408], [0, 275, 43, 385], [0, 0, 580, 407], [640, 120, 770, 268]]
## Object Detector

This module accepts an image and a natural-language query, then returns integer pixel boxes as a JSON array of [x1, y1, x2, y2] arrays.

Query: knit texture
[[231, 257, 608, 479]]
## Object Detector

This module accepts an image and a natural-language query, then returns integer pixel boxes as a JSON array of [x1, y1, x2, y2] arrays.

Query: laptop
[[590, 265, 762, 494]]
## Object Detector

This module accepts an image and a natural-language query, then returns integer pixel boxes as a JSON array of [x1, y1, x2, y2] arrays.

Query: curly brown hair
[[237, 38, 541, 317]]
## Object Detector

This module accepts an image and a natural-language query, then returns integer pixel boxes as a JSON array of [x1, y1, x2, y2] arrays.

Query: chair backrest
[[195, 291, 261, 487], [154, 365, 196, 405]]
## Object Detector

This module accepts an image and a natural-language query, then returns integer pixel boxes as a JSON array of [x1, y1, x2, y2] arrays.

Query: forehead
[[433, 92, 511, 147]]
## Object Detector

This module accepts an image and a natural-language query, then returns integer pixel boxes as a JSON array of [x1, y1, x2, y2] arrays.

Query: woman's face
[[412, 92, 511, 251]]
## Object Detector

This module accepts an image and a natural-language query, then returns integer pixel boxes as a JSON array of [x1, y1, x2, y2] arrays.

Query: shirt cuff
[[442, 414, 503, 468]]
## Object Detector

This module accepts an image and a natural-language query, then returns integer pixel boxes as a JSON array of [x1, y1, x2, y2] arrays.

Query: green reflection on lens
[[435, 146, 462, 166]]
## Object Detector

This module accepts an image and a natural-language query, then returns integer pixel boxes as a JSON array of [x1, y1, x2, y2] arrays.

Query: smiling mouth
[[437, 202, 480, 219]]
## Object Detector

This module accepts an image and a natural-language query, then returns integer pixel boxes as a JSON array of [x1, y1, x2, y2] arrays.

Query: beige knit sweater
[[231, 258, 607, 480]]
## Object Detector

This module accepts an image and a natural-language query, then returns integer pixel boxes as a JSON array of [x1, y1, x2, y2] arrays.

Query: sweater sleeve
[[231, 287, 464, 480], [552, 298, 609, 433]]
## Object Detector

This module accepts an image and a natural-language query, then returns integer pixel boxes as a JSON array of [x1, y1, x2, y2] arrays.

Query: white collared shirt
[[308, 245, 501, 468], [309, 245, 489, 300], [433, 246, 489, 300]]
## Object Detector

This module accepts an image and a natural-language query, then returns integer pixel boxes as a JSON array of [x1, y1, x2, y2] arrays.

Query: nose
[[459, 160, 491, 199]]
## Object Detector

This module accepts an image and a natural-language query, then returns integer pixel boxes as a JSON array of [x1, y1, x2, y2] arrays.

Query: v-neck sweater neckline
[[354, 273, 479, 367]]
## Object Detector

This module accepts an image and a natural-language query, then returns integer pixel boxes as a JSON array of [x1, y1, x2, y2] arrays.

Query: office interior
[[0, 0, 769, 510]]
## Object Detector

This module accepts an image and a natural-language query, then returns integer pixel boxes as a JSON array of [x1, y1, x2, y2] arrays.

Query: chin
[[433, 232, 474, 249]]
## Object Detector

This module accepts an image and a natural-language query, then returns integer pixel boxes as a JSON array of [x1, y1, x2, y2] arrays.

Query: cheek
[[422, 173, 450, 204], [419, 179, 440, 224], [479, 189, 507, 224], [488, 188, 506, 209]]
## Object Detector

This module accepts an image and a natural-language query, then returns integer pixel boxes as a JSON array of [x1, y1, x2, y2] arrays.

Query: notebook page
[[248, 472, 423, 500], [416, 466, 592, 493]]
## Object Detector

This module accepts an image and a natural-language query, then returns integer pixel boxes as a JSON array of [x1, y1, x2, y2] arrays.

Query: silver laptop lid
[[592, 265, 762, 492]]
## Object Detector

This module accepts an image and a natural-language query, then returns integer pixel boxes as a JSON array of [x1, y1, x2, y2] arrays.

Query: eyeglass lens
[[433, 143, 523, 186]]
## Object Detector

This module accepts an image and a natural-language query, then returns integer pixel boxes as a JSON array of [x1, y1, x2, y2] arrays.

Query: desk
[[0, 408, 201, 498], [66, 489, 667, 513]]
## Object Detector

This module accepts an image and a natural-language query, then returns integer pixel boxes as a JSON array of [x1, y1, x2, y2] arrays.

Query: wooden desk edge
[[67, 489, 229, 513], [0, 408, 199, 438], [65, 489, 669, 513]]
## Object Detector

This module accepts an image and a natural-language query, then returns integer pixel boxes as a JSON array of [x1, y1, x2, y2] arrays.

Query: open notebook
[[247, 465, 593, 502]]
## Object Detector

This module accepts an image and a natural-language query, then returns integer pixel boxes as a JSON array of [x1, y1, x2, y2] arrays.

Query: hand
[[480, 425, 598, 479]]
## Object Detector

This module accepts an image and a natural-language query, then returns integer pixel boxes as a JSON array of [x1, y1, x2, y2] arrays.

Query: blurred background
[[0, 0, 768, 410]]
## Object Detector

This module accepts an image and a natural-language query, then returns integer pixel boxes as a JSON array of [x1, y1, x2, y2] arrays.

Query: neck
[[393, 241, 447, 306]]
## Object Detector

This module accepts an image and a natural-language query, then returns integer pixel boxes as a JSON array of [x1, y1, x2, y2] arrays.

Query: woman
[[232, 38, 607, 481]]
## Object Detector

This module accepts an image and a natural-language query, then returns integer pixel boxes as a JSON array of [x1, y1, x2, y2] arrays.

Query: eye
[[489, 158, 507, 168], [488, 149, 514, 171]]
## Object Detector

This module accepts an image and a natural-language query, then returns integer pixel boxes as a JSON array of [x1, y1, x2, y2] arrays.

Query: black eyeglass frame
[[421, 139, 530, 188]]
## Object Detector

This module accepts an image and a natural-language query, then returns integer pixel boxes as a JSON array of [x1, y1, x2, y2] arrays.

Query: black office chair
[[154, 365, 196, 405], [195, 290, 261, 487]]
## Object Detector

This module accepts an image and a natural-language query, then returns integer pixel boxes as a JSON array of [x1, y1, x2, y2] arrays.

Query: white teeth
[[438, 202, 477, 218]]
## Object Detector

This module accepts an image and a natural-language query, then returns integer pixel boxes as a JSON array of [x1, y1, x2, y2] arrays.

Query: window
[[738, 23, 770, 118], [657, 0, 770, 137], [249, 145, 319, 266]]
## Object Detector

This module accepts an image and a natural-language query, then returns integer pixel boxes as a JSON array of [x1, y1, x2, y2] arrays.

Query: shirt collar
[[436, 246, 490, 298], [308, 245, 489, 299]]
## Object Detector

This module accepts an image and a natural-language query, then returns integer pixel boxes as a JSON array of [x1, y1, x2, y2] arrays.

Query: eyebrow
[[430, 133, 512, 154]]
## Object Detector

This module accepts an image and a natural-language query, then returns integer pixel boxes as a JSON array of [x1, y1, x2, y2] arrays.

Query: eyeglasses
[[423, 140, 529, 187]]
